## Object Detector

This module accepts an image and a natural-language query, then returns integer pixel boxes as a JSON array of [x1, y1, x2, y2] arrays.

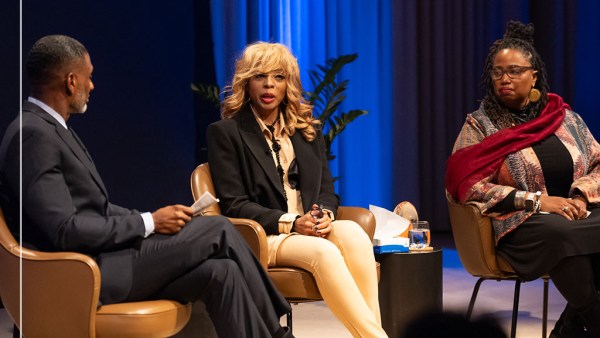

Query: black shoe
[[549, 305, 569, 338], [561, 322, 592, 338], [579, 299, 600, 338], [550, 304, 591, 338]]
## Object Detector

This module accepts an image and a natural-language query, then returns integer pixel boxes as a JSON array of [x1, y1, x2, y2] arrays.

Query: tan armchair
[[190, 163, 379, 328], [447, 200, 549, 338], [0, 207, 191, 338]]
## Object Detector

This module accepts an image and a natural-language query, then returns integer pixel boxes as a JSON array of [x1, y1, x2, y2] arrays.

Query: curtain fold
[[207, 0, 600, 231], [209, 0, 394, 210]]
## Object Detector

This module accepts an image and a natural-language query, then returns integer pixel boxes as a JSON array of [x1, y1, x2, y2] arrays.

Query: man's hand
[[152, 205, 194, 234]]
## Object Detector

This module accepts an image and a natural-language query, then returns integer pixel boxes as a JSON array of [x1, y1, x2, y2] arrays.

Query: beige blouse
[[252, 109, 303, 266]]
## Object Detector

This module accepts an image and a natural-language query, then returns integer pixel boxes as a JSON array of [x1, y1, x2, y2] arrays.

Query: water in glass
[[409, 221, 430, 249], [409, 229, 430, 249]]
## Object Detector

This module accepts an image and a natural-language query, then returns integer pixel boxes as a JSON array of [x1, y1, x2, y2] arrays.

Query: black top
[[534, 134, 573, 197], [492, 134, 573, 212]]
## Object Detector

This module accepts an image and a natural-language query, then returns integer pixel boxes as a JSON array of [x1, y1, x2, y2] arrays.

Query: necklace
[[265, 123, 287, 200], [509, 104, 536, 125]]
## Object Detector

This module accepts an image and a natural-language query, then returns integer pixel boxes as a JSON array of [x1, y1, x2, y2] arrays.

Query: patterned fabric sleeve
[[569, 112, 600, 203], [450, 113, 516, 215]]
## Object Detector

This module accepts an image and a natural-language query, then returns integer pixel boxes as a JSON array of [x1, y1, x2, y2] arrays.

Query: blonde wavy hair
[[221, 41, 319, 141]]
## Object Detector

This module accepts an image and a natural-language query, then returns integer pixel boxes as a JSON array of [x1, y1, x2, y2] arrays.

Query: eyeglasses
[[490, 66, 535, 80]]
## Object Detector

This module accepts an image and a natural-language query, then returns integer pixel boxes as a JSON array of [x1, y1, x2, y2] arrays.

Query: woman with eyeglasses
[[206, 42, 387, 338], [446, 21, 600, 337]]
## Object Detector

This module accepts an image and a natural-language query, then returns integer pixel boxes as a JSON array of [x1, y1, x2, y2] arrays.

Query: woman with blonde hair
[[207, 42, 387, 337]]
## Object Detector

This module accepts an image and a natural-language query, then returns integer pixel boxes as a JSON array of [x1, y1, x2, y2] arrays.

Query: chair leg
[[542, 277, 549, 338], [466, 277, 485, 320], [286, 307, 293, 333], [510, 279, 522, 338], [468, 276, 545, 338]]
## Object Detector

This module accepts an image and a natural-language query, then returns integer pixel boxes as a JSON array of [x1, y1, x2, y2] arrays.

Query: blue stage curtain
[[209, 0, 394, 209], [208, 0, 600, 231]]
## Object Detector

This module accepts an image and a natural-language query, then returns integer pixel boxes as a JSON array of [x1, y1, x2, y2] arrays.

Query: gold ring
[[562, 206, 569, 211]]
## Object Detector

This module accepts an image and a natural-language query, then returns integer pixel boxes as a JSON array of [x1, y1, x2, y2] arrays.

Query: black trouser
[[550, 254, 600, 310], [117, 215, 289, 338], [550, 254, 600, 335]]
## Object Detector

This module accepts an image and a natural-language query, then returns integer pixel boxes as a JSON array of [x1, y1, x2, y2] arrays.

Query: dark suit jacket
[[0, 101, 145, 303], [206, 106, 339, 235]]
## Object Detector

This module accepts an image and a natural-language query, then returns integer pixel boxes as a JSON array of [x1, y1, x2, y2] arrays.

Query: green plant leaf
[[307, 54, 367, 163], [191, 83, 221, 109], [306, 53, 358, 106], [322, 109, 368, 151]]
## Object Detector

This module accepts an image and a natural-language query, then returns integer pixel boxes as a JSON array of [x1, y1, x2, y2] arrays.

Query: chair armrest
[[15, 248, 100, 337], [337, 206, 376, 240], [190, 164, 222, 215], [227, 217, 269, 270]]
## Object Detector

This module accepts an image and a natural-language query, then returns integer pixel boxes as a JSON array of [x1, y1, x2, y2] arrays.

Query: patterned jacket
[[450, 102, 600, 241]]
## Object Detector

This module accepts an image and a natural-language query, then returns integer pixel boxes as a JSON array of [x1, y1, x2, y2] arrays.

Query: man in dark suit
[[0, 34, 293, 338]]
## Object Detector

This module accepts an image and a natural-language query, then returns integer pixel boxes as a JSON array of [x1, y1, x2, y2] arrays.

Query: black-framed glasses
[[490, 66, 535, 80]]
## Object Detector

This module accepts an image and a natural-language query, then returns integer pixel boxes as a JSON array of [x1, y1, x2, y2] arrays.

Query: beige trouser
[[276, 220, 387, 338]]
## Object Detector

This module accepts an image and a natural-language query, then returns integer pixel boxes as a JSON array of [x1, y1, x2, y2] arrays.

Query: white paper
[[538, 210, 591, 218], [191, 191, 220, 216], [369, 204, 411, 239]]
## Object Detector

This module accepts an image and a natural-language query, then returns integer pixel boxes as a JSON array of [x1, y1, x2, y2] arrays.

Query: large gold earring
[[529, 88, 541, 103]]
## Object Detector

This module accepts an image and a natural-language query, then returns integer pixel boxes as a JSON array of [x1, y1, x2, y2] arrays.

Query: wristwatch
[[525, 191, 541, 212]]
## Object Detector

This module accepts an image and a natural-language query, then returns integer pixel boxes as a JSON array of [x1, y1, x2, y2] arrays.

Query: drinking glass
[[409, 221, 430, 250]]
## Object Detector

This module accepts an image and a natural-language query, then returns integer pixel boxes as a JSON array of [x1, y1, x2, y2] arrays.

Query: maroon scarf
[[445, 93, 569, 202]]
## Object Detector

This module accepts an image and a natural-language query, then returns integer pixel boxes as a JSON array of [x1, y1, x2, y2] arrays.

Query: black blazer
[[0, 101, 145, 303], [206, 106, 339, 235]]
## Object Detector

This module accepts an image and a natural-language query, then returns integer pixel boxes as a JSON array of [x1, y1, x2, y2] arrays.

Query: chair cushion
[[96, 300, 191, 338], [269, 262, 381, 302], [269, 267, 322, 301]]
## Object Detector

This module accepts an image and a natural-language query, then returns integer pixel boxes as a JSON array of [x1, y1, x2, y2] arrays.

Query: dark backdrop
[[1, 0, 201, 212], [2, 1, 599, 232], [0, 1, 20, 138]]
